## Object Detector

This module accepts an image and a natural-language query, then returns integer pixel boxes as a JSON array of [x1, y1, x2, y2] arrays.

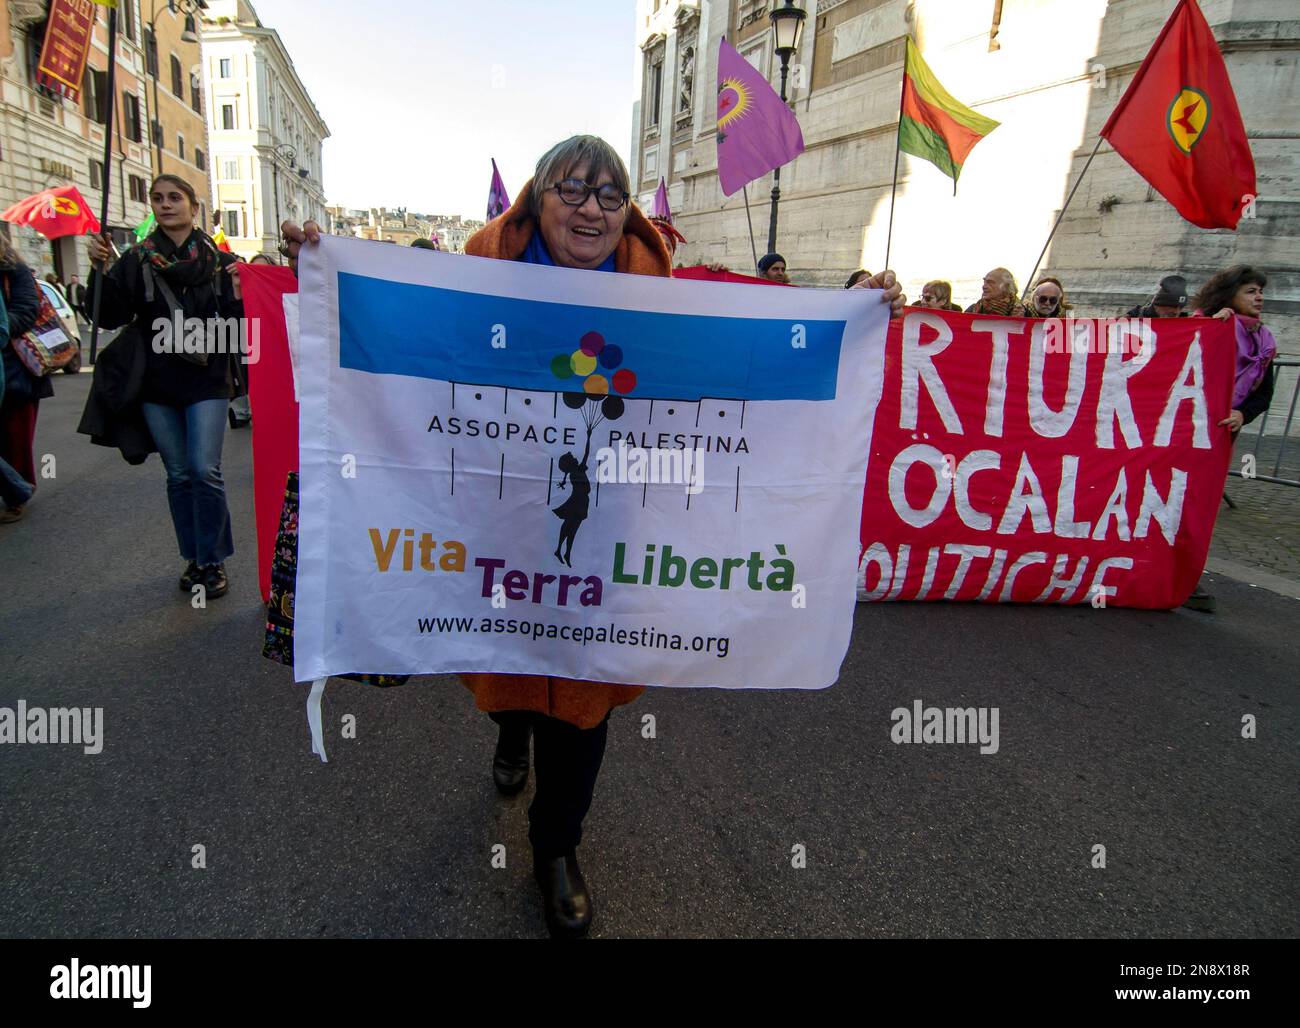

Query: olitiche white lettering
[[891, 700, 1000, 755], [152, 312, 258, 363], [860, 542, 1132, 603], [50, 959, 151, 1008], [0, 701, 103, 754]]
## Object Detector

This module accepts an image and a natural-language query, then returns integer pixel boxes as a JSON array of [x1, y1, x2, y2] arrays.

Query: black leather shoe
[[533, 852, 592, 938], [200, 563, 229, 599], [492, 719, 531, 795], [179, 561, 201, 591]]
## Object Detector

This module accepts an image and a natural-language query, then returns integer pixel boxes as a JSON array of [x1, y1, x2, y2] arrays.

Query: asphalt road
[[1, 376, 1296, 938]]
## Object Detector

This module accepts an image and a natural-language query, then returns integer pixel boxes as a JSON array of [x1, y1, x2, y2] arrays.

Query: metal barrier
[[1227, 358, 1300, 487]]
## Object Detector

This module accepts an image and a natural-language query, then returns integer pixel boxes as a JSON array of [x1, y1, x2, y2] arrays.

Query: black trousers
[[489, 710, 609, 859]]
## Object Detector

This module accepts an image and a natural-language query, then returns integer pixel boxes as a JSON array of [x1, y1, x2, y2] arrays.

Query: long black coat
[[76, 323, 156, 465]]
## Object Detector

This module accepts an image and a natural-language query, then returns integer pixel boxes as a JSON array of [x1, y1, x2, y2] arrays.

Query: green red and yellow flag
[[898, 37, 999, 191]]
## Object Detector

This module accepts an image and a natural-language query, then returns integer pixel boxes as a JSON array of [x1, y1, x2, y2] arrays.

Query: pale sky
[[247, 0, 637, 220]]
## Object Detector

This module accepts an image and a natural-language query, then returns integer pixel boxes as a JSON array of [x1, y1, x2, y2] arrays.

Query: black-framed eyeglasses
[[553, 178, 628, 212]]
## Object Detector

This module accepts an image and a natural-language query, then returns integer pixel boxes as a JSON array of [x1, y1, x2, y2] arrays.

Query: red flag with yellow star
[[1100, 0, 1255, 229], [0, 185, 100, 239]]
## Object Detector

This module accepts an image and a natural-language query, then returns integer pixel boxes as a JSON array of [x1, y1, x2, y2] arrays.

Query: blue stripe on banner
[[336, 272, 843, 401]]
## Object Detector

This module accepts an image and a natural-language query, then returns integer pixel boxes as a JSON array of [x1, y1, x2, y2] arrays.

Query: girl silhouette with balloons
[[550, 330, 635, 566]]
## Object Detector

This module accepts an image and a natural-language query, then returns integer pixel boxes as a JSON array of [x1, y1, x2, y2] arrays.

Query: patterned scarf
[[1232, 314, 1278, 408], [134, 227, 218, 288], [973, 293, 1026, 317]]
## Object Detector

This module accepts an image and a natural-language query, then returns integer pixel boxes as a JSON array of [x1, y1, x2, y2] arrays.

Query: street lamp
[[147, 0, 204, 178], [270, 143, 296, 240], [766, 0, 806, 255]]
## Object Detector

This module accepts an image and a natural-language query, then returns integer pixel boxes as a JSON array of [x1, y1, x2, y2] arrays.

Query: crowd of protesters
[[0, 136, 1282, 939]]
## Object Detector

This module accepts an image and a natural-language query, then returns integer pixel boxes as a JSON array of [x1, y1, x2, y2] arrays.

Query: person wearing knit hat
[[648, 215, 687, 258], [757, 252, 789, 284], [1125, 274, 1190, 319]]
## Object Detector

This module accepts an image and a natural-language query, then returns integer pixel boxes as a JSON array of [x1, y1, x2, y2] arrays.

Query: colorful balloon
[[571, 350, 597, 376], [612, 369, 636, 394], [598, 344, 623, 369], [580, 331, 605, 357], [583, 374, 609, 396], [550, 354, 573, 379]]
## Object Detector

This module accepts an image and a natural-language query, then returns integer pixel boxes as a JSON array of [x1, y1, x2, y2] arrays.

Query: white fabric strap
[[307, 677, 328, 762]]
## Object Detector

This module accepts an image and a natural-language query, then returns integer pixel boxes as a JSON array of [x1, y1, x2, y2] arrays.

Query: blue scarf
[[519, 231, 616, 273]]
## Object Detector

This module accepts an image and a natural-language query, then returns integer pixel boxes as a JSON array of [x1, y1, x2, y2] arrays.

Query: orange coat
[[459, 178, 673, 729]]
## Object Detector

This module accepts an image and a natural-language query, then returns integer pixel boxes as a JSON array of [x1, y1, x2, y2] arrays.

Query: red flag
[[1, 185, 100, 239], [241, 264, 300, 602], [1100, 0, 1256, 229]]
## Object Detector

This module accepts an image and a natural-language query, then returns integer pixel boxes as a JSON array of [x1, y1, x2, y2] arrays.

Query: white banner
[[292, 237, 887, 690]]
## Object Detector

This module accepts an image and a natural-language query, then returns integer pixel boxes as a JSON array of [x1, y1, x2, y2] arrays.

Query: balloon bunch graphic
[[550, 331, 636, 429]]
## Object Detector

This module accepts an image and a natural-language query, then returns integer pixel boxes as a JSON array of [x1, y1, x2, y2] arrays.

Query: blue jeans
[[0, 455, 34, 508], [141, 399, 234, 567]]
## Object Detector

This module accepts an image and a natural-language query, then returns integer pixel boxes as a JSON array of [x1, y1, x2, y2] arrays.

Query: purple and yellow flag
[[652, 177, 672, 222], [716, 37, 805, 196], [486, 159, 511, 221]]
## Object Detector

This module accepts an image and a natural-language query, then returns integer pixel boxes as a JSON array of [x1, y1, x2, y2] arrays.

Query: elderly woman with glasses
[[918, 280, 961, 311], [280, 134, 904, 938]]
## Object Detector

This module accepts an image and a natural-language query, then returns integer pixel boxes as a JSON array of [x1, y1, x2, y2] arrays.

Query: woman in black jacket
[[0, 236, 48, 514], [86, 174, 244, 597]]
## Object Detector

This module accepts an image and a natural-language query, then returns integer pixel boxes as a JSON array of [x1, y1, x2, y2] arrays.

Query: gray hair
[[529, 135, 631, 219], [988, 267, 1017, 297]]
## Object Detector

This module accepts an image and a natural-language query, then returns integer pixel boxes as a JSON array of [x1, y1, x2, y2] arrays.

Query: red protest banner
[[672, 266, 789, 286], [859, 310, 1235, 608], [36, 0, 96, 101], [241, 264, 300, 602]]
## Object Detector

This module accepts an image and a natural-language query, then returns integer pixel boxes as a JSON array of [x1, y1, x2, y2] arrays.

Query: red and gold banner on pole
[[36, 0, 97, 102], [859, 310, 1235, 609]]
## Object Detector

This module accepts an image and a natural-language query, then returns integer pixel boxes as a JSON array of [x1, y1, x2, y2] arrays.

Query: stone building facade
[[145, 0, 212, 225], [201, 0, 327, 258], [0, 0, 155, 281], [325, 206, 485, 253], [631, 0, 1298, 353]]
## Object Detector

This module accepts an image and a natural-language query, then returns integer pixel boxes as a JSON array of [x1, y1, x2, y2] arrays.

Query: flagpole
[[883, 43, 908, 272], [88, 4, 119, 367], [1022, 135, 1104, 300], [741, 185, 760, 274]]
